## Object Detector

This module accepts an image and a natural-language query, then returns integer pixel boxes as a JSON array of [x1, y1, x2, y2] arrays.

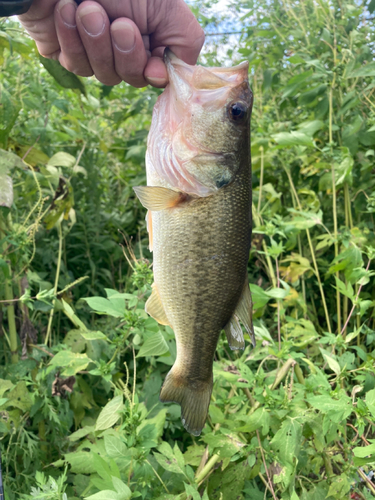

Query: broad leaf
[[95, 396, 124, 431]]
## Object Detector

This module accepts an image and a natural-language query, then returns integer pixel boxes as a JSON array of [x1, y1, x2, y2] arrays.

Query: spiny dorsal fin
[[133, 186, 183, 211], [224, 315, 245, 350], [145, 283, 170, 326]]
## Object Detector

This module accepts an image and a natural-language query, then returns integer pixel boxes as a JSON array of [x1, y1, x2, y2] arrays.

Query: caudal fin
[[160, 368, 213, 436]]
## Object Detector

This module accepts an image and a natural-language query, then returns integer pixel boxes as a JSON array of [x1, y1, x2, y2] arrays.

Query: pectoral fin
[[133, 186, 183, 211], [145, 283, 170, 326], [225, 278, 255, 349]]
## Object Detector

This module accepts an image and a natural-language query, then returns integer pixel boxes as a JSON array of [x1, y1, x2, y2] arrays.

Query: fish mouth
[[163, 48, 249, 91]]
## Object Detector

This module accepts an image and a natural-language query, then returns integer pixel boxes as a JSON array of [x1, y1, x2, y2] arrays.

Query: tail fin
[[160, 368, 213, 436]]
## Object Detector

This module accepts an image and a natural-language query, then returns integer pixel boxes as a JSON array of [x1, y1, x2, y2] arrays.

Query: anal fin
[[225, 277, 255, 349], [145, 283, 170, 326], [134, 186, 184, 211]]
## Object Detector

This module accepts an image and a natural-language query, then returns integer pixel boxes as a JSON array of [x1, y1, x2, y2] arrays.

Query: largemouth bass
[[134, 50, 254, 436]]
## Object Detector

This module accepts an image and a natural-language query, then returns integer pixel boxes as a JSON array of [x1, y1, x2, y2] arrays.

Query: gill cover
[[146, 49, 252, 197]]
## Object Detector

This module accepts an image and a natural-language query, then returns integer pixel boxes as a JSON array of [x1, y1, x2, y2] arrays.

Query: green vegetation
[[1, 0, 375, 498]]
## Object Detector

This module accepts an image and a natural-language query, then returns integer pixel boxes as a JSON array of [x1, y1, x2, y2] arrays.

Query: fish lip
[[163, 48, 190, 68], [163, 48, 250, 84]]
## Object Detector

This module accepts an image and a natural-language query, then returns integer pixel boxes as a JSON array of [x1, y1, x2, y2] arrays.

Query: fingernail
[[146, 76, 167, 87], [79, 6, 105, 37], [111, 21, 136, 53], [59, 0, 76, 28]]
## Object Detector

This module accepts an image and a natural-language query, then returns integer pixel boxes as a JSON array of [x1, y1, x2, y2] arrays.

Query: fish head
[[146, 49, 253, 197]]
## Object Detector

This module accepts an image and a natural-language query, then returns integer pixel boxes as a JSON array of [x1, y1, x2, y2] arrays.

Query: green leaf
[[81, 330, 107, 341], [0, 149, 26, 175], [235, 407, 269, 434], [154, 441, 185, 475], [137, 331, 169, 357], [306, 394, 353, 421], [184, 483, 201, 500], [265, 287, 289, 299], [62, 299, 88, 330], [47, 152, 76, 168], [0, 89, 20, 147], [346, 62, 375, 78], [270, 417, 302, 469], [365, 389, 375, 419], [345, 326, 361, 344], [85, 490, 120, 500], [0, 379, 14, 397], [203, 433, 246, 458], [291, 488, 300, 500], [249, 284, 271, 309], [49, 350, 90, 376], [297, 119, 324, 136], [54, 451, 97, 474], [334, 277, 354, 300], [84, 297, 125, 318], [95, 395, 124, 431], [104, 435, 127, 458], [39, 55, 86, 95], [320, 349, 341, 376], [272, 131, 314, 147], [112, 477, 131, 500], [353, 441, 375, 466], [6, 381, 33, 412], [69, 426, 95, 442]]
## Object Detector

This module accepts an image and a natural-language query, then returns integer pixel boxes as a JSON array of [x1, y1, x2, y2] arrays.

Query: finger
[[54, 0, 93, 76], [110, 18, 148, 88], [149, 0, 205, 65], [76, 1, 121, 86], [18, 0, 60, 58], [144, 55, 168, 88]]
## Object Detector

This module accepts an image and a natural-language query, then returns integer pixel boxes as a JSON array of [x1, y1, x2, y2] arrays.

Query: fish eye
[[228, 102, 247, 122]]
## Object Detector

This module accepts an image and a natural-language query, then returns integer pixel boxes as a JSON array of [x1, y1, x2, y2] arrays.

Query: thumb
[[149, 0, 204, 65]]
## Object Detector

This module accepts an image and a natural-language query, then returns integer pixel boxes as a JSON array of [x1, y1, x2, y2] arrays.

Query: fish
[[134, 49, 254, 436]]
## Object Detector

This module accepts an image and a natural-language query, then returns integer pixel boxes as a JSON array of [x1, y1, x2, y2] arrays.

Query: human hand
[[18, 0, 204, 88]]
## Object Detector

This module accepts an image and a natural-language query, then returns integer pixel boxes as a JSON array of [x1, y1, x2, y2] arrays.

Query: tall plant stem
[[45, 222, 63, 346], [341, 259, 371, 337], [343, 183, 353, 335], [329, 86, 341, 334], [344, 183, 353, 230], [257, 146, 264, 214], [0, 214, 19, 363], [284, 167, 332, 333], [276, 257, 281, 351]]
